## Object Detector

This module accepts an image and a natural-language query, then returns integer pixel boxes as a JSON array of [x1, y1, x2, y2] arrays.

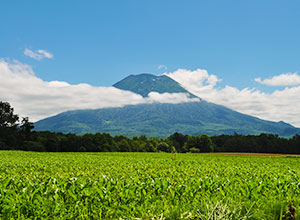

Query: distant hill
[[35, 101, 300, 138], [113, 73, 197, 98]]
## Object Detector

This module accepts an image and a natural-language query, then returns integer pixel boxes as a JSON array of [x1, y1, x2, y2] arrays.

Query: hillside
[[34, 101, 300, 137]]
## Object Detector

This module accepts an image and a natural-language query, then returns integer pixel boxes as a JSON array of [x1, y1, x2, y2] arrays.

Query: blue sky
[[2, 0, 300, 88], [1, 0, 300, 126]]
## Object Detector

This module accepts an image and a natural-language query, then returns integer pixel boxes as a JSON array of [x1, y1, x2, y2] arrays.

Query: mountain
[[34, 74, 300, 137], [34, 102, 300, 137], [113, 73, 197, 98]]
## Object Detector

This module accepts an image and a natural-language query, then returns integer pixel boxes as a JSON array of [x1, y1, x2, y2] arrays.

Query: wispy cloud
[[157, 65, 167, 70], [0, 59, 198, 122], [255, 72, 300, 86], [165, 69, 300, 127], [24, 48, 54, 60], [146, 92, 199, 104]]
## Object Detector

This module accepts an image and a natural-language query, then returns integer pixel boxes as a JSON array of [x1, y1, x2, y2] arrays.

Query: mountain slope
[[35, 73, 300, 137], [113, 73, 197, 98], [35, 101, 300, 137]]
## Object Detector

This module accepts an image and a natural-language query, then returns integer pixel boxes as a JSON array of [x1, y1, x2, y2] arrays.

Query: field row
[[0, 151, 300, 219]]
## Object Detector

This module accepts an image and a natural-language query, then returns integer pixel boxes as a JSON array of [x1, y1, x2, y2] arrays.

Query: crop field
[[0, 151, 300, 219]]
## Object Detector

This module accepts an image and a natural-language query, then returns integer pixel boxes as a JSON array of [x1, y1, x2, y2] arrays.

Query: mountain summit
[[113, 73, 197, 98], [34, 73, 300, 137]]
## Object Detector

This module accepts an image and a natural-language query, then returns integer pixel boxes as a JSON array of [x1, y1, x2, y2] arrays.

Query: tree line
[[1, 101, 300, 153]]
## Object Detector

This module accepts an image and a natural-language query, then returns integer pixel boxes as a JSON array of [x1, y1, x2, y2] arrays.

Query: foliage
[[189, 147, 200, 153], [0, 152, 300, 219], [184, 134, 214, 153], [2, 128, 300, 154], [1, 101, 300, 154], [0, 101, 34, 149], [0, 101, 19, 129]]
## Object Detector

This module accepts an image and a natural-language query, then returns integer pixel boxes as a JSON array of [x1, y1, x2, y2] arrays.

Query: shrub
[[190, 147, 200, 153]]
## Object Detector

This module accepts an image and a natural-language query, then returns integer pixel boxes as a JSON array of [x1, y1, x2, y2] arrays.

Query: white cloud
[[0, 59, 198, 122], [255, 72, 300, 86], [24, 48, 54, 60], [147, 92, 200, 104], [157, 65, 167, 70], [2, 59, 299, 128], [164, 69, 300, 127], [164, 69, 221, 95]]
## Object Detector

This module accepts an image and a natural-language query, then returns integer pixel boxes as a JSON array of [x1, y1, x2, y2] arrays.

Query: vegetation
[[1, 101, 300, 219], [1, 151, 300, 219], [1, 101, 300, 153], [0, 101, 34, 150]]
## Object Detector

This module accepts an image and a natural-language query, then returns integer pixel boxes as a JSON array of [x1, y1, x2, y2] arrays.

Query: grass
[[0, 151, 300, 219]]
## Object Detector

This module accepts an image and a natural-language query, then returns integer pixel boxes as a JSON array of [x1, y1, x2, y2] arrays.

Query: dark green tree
[[118, 139, 131, 152], [19, 117, 34, 143], [184, 134, 213, 153], [167, 132, 187, 152], [199, 134, 214, 152], [20, 117, 34, 133], [0, 101, 19, 129], [157, 142, 171, 152], [184, 136, 201, 152], [0, 101, 20, 148]]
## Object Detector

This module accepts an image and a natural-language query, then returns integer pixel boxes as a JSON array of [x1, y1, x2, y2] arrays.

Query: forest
[[1, 101, 300, 154]]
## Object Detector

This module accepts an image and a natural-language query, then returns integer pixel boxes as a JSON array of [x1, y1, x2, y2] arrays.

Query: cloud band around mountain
[[0, 59, 198, 122], [165, 69, 300, 127], [1, 59, 300, 127]]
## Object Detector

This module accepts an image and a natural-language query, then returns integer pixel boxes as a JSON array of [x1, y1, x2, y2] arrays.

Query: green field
[[0, 151, 300, 219]]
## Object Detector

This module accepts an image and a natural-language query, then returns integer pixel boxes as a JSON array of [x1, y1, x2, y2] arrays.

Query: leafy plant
[[0, 151, 299, 219]]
